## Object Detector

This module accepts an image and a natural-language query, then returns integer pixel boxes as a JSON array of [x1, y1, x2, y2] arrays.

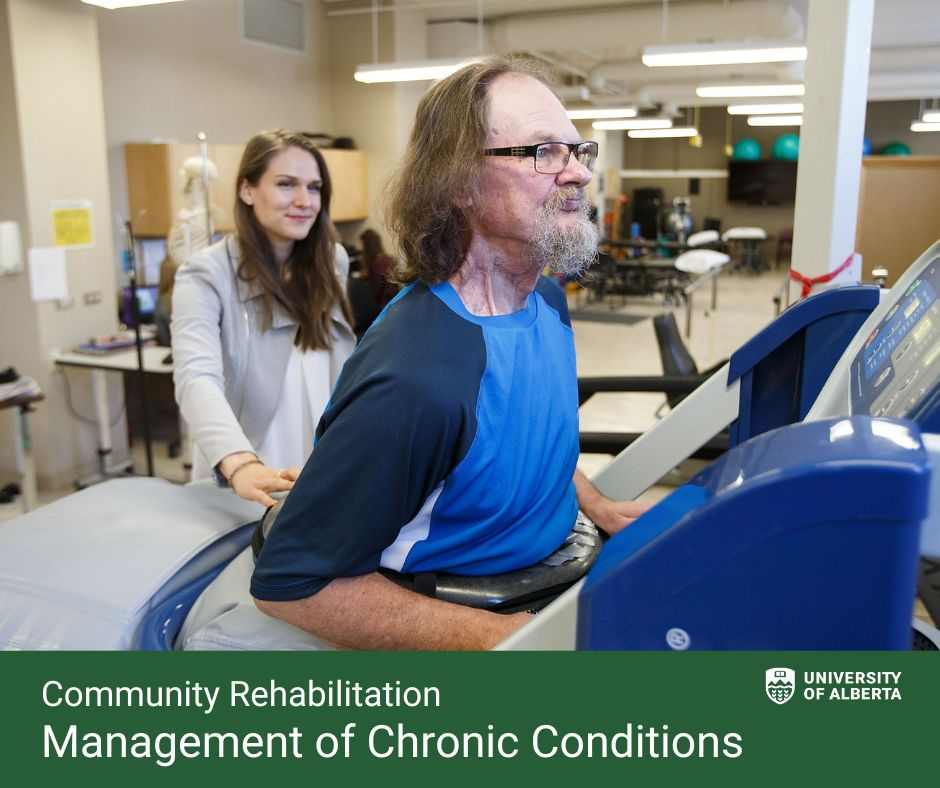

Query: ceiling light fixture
[[593, 118, 673, 131], [747, 115, 803, 126], [728, 103, 804, 115], [642, 42, 807, 68], [921, 110, 940, 123], [911, 121, 940, 132], [567, 107, 638, 120], [628, 127, 699, 139], [353, 58, 481, 84], [80, 0, 185, 8], [697, 83, 805, 98]]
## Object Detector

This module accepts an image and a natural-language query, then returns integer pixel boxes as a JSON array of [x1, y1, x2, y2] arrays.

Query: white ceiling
[[325, 0, 940, 106]]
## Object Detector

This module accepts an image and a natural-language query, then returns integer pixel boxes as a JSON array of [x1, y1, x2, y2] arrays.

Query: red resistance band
[[789, 254, 855, 299]]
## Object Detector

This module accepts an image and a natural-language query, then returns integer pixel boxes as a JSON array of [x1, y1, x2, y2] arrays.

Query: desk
[[0, 392, 43, 511], [54, 346, 176, 485], [588, 254, 689, 305]]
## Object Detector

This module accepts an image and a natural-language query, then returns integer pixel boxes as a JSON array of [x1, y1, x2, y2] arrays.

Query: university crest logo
[[765, 668, 795, 705]]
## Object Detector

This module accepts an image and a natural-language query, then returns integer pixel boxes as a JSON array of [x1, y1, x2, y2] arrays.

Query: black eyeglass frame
[[483, 140, 599, 174]]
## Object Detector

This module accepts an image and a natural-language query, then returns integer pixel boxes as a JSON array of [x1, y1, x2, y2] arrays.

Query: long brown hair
[[234, 129, 352, 351], [385, 56, 550, 284]]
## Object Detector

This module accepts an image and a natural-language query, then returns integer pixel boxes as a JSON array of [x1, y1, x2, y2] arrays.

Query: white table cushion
[[687, 230, 720, 247], [675, 249, 731, 274], [722, 227, 767, 241]]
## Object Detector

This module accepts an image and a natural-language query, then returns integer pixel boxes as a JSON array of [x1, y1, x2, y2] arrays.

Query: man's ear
[[238, 181, 254, 206]]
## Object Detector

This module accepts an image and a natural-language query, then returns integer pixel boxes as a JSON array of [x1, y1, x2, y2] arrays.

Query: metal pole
[[197, 131, 213, 242], [13, 404, 37, 512], [126, 219, 154, 477]]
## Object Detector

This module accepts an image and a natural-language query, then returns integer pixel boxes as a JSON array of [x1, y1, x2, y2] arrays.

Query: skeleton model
[[167, 156, 220, 266]]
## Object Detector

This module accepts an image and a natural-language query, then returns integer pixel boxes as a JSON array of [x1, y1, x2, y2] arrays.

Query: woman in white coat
[[172, 130, 355, 506]]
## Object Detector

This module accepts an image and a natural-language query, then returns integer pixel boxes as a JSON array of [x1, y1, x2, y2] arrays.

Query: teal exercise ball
[[880, 141, 912, 156], [732, 138, 762, 160], [772, 133, 800, 161]]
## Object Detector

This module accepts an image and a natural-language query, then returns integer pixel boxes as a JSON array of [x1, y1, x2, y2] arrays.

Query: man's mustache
[[543, 189, 587, 213]]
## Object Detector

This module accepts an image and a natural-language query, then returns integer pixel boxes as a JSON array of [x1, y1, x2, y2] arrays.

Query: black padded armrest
[[578, 374, 708, 406]]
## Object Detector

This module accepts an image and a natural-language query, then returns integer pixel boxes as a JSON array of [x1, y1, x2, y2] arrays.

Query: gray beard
[[531, 194, 599, 277]]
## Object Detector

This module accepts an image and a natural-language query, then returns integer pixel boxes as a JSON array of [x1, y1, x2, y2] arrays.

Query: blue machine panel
[[726, 286, 879, 446], [577, 417, 928, 650]]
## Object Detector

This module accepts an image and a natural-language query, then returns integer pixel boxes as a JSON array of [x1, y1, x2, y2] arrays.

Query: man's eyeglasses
[[483, 141, 599, 175]]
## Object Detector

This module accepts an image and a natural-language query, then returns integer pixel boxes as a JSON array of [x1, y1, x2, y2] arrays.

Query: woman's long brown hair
[[234, 130, 352, 351]]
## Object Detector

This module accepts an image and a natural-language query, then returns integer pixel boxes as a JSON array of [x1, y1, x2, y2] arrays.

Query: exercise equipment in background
[[772, 132, 800, 161], [731, 138, 762, 161], [880, 141, 912, 156]]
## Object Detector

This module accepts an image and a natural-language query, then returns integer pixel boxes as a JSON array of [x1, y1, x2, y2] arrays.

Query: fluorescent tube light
[[354, 58, 481, 84], [921, 110, 940, 123], [697, 83, 805, 98], [81, 0, 185, 8], [628, 127, 699, 139], [747, 115, 803, 126], [643, 42, 807, 68], [593, 118, 673, 131], [728, 103, 804, 115], [567, 107, 638, 120], [911, 121, 940, 132]]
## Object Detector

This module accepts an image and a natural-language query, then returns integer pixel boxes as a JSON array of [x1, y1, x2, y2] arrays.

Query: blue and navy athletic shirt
[[250, 276, 579, 601]]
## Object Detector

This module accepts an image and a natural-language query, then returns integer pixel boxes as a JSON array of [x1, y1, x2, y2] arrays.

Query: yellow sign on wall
[[51, 200, 94, 248]]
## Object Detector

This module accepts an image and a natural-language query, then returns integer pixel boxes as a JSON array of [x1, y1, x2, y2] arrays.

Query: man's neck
[[449, 239, 542, 315]]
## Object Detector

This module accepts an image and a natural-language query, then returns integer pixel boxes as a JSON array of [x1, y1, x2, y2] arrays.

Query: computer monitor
[[119, 285, 158, 327]]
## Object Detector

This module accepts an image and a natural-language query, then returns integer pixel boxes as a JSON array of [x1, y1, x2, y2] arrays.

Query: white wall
[[0, 0, 39, 479], [324, 8, 398, 247], [97, 0, 336, 277], [2, 0, 122, 489]]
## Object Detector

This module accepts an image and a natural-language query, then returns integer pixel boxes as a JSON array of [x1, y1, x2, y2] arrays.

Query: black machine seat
[[653, 312, 726, 410], [576, 312, 728, 458], [252, 503, 603, 615]]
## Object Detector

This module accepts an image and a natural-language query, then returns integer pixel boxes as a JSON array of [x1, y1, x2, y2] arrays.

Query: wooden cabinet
[[125, 142, 368, 237], [856, 156, 940, 286]]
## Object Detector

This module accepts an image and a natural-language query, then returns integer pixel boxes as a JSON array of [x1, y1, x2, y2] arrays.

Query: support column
[[789, 0, 874, 303]]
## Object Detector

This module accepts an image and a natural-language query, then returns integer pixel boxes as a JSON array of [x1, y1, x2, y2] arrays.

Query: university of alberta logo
[[766, 668, 796, 704]]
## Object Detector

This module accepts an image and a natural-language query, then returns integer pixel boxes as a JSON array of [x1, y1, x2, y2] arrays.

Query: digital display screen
[[852, 258, 940, 419], [862, 278, 933, 380]]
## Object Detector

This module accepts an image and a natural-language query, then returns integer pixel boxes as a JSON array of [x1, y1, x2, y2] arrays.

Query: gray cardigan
[[172, 236, 355, 476]]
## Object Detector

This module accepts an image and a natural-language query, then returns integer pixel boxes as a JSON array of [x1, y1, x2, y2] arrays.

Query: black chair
[[652, 312, 725, 412], [346, 276, 382, 339], [577, 312, 728, 459]]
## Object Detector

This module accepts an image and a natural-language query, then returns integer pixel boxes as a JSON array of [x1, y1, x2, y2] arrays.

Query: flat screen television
[[727, 160, 797, 205]]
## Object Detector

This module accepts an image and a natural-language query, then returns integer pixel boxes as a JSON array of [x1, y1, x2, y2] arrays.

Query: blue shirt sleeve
[[250, 286, 485, 601]]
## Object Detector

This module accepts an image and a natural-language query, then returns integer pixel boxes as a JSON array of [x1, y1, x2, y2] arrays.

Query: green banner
[[1, 652, 934, 784]]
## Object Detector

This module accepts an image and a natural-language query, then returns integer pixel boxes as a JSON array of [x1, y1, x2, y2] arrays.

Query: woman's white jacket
[[172, 236, 355, 477]]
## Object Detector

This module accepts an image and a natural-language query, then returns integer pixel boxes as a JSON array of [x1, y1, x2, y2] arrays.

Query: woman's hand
[[220, 452, 301, 507]]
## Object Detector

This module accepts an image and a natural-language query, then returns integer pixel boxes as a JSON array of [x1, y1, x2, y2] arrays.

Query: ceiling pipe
[[488, 0, 804, 59]]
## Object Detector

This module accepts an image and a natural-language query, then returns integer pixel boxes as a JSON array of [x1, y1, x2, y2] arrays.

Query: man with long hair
[[251, 58, 646, 650]]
